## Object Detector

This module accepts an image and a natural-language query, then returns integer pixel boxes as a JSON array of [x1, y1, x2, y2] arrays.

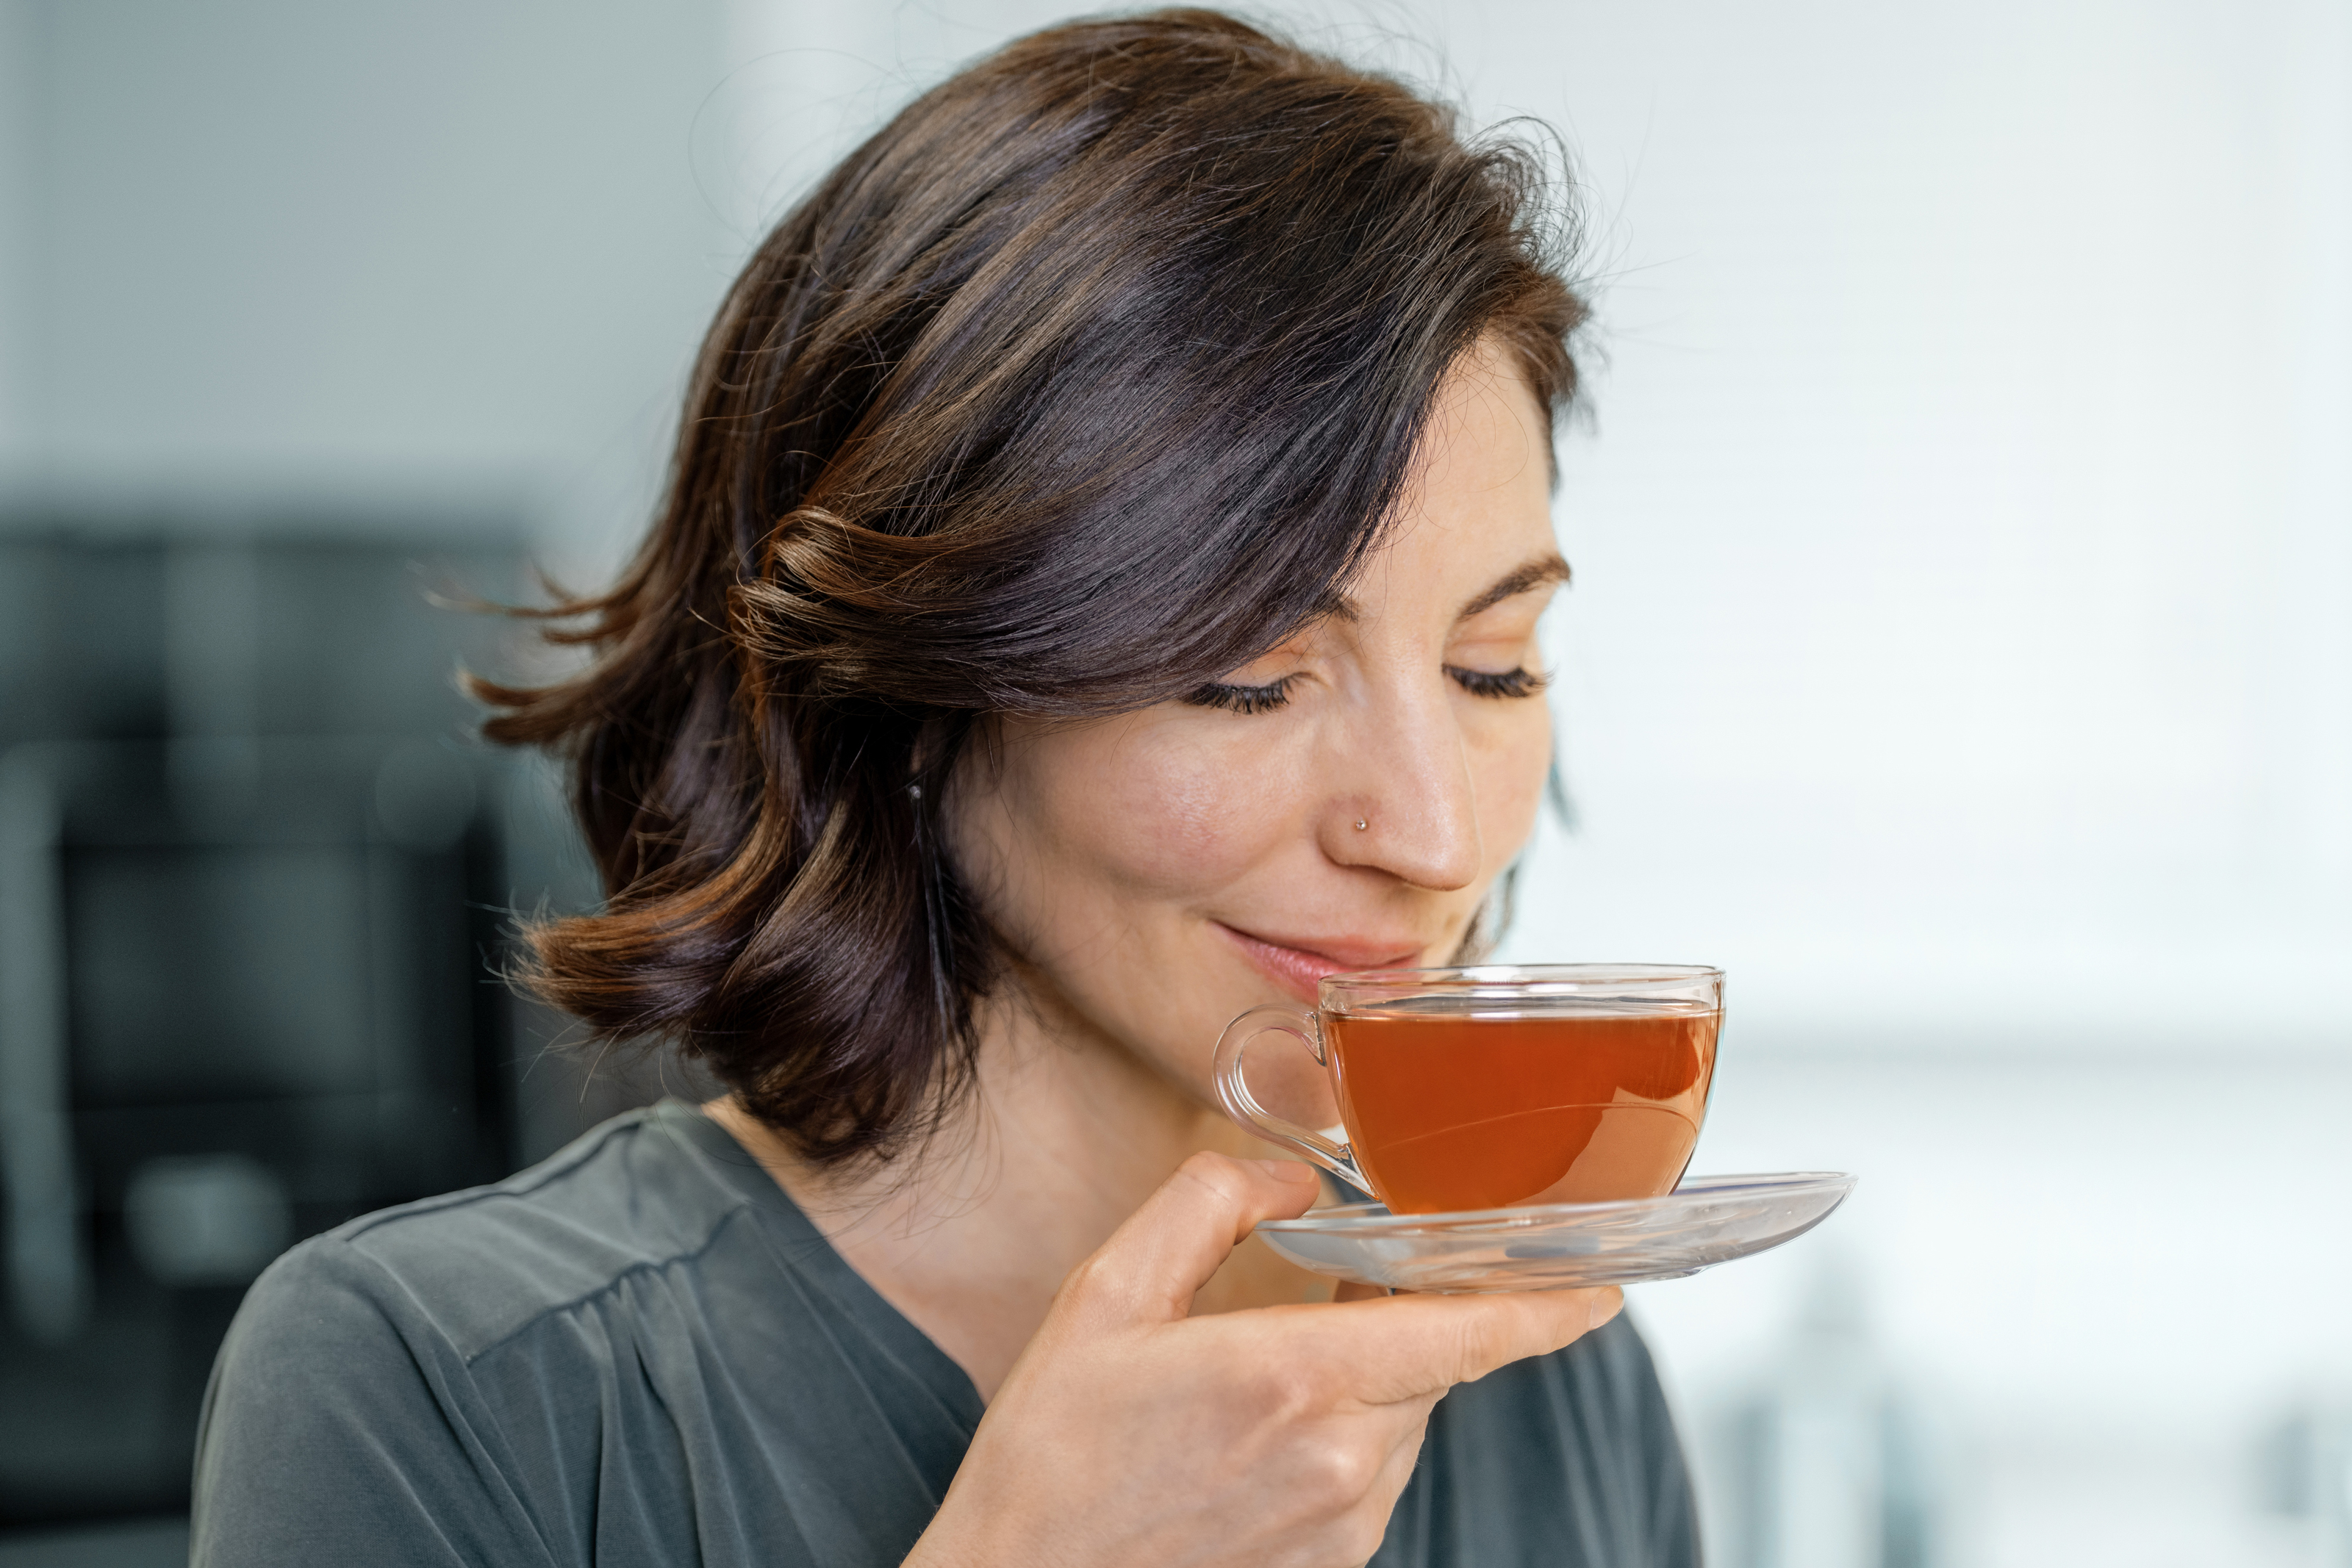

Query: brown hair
[[476, 8, 1587, 1168]]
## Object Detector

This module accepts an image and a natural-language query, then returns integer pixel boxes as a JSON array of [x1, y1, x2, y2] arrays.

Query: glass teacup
[[1213, 964, 1724, 1215]]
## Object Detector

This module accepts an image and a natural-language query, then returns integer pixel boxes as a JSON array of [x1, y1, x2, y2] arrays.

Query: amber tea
[[1326, 1003, 1716, 1214], [1215, 965, 1724, 1217]]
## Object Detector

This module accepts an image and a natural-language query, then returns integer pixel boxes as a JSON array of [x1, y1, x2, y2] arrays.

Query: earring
[[1353, 817, 1369, 831]]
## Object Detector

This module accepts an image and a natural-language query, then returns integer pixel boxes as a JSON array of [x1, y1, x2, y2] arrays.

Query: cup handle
[[1212, 1003, 1371, 1195]]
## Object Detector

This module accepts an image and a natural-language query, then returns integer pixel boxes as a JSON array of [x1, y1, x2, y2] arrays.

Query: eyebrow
[[1455, 555, 1572, 620], [1305, 553, 1571, 631]]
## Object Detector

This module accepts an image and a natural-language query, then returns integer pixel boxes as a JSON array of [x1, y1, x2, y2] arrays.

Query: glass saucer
[[1255, 1173, 1857, 1294]]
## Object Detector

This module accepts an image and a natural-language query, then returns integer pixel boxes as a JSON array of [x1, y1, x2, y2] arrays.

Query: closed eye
[[1446, 665, 1546, 700], [1184, 676, 1298, 714]]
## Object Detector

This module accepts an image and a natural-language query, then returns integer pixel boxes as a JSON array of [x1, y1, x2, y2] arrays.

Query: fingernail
[[1587, 1288, 1622, 1331]]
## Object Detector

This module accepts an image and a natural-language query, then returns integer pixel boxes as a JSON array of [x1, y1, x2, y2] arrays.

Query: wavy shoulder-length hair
[[477, 7, 1588, 1168]]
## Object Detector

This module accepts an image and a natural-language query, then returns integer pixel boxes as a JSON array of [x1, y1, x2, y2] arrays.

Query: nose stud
[[1354, 817, 1369, 831]]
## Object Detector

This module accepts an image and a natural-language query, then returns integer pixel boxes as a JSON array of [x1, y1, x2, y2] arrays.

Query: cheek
[[1470, 702, 1553, 867], [1049, 721, 1299, 896], [992, 714, 1305, 913]]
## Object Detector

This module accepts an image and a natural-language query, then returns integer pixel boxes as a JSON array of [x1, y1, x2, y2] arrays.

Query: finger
[[1363, 1403, 1436, 1514], [1059, 1152, 1320, 1327], [1297, 1284, 1623, 1403], [1325, 1403, 1438, 1567]]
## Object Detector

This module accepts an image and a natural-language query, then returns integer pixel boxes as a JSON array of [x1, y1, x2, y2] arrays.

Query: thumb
[[1058, 1152, 1319, 1328]]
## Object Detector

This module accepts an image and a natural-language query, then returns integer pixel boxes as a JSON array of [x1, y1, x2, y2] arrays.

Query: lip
[[1214, 923, 1426, 1003]]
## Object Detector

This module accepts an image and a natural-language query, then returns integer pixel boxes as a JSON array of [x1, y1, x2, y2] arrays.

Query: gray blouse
[[191, 1098, 1700, 1567]]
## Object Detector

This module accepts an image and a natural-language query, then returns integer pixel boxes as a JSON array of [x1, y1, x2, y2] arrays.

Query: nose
[[1323, 680, 1483, 891]]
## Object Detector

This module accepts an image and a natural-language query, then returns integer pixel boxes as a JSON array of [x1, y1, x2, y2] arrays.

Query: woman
[[193, 11, 1698, 1566]]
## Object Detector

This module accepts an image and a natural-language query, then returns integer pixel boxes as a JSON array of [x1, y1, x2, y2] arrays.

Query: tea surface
[[1326, 1004, 1719, 1214]]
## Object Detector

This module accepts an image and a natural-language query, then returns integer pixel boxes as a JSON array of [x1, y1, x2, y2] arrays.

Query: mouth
[[1213, 923, 1427, 1003]]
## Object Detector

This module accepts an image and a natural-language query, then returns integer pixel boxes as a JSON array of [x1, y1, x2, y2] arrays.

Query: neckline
[[646, 1097, 988, 1428]]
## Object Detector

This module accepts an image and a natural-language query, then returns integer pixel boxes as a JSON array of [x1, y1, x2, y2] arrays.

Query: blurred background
[[0, 1, 2344, 1564]]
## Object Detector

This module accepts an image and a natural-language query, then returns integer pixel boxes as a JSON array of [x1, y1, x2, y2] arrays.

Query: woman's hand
[[905, 1153, 1621, 1568]]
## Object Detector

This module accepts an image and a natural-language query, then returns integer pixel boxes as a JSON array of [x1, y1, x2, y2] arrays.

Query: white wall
[[1491, 0, 2352, 1061], [0, 1, 40, 469], [1, 0, 739, 574]]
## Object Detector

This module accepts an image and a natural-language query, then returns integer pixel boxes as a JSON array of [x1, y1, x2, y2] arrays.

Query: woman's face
[[952, 341, 1564, 1114]]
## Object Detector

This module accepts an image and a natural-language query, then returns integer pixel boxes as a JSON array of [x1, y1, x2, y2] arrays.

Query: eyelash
[[1445, 665, 1549, 700], [1186, 675, 1299, 714], [1184, 666, 1547, 714]]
